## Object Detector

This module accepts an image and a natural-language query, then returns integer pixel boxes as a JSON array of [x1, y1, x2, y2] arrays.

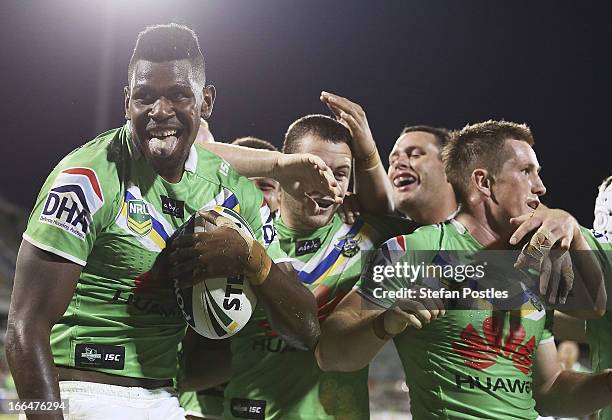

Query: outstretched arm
[[320, 91, 395, 216], [315, 291, 387, 372], [533, 340, 612, 417], [201, 143, 342, 214], [316, 288, 444, 372]]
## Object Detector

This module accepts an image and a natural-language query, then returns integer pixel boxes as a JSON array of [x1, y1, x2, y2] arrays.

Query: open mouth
[[393, 174, 417, 189], [147, 128, 183, 141], [146, 128, 183, 157], [313, 197, 335, 210], [526, 199, 540, 210]]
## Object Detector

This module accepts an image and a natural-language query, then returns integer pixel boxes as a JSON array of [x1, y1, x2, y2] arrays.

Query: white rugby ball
[[173, 205, 258, 339]]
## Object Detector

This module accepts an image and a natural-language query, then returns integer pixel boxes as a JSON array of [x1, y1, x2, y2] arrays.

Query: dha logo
[[39, 167, 103, 240], [82, 347, 101, 362], [451, 316, 536, 374], [41, 190, 91, 238], [127, 199, 152, 236]]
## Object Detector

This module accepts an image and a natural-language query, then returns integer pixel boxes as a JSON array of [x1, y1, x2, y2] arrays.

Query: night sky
[[1, 0, 610, 226]]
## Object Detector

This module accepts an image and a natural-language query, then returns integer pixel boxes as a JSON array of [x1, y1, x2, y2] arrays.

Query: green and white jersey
[[358, 220, 554, 420], [24, 125, 283, 380], [225, 213, 415, 419], [583, 228, 612, 420]]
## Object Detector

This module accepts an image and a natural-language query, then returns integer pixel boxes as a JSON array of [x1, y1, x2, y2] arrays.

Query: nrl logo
[[335, 234, 361, 258], [127, 199, 152, 236], [82, 347, 101, 362]]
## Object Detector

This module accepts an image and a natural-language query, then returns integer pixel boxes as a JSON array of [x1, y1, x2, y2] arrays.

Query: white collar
[[449, 218, 467, 234], [184, 145, 198, 173]]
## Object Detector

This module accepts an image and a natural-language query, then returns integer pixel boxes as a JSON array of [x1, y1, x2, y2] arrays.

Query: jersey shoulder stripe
[[62, 167, 103, 201], [295, 220, 363, 284]]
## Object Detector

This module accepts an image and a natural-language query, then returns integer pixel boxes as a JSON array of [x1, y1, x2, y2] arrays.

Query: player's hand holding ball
[[169, 208, 271, 288]]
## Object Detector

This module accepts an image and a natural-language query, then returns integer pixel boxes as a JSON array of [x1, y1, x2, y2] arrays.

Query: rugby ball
[[173, 205, 258, 339]]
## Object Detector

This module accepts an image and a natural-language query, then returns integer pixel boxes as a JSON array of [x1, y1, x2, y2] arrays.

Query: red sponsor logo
[[451, 316, 536, 374]]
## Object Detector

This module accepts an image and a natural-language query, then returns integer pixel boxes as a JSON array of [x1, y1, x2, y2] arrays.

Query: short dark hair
[[282, 114, 351, 154], [128, 23, 205, 86], [231, 137, 278, 152], [400, 125, 451, 149], [442, 120, 534, 203]]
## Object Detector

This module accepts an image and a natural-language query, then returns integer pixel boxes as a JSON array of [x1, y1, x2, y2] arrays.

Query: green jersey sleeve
[[23, 134, 121, 265]]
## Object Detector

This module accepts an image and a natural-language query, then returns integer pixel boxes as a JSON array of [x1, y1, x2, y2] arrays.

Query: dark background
[[1, 0, 610, 225]]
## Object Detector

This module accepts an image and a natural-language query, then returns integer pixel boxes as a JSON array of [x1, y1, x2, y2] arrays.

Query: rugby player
[[178, 137, 280, 420], [389, 125, 457, 223], [182, 93, 416, 418], [222, 93, 418, 419], [317, 120, 611, 419], [340, 125, 455, 225], [5, 24, 338, 419]]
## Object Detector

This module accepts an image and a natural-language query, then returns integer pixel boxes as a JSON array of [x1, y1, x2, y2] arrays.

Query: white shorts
[[54, 380, 185, 420]]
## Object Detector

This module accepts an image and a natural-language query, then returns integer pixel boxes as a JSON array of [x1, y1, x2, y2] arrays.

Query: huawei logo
[[451, 316, 536, 374]]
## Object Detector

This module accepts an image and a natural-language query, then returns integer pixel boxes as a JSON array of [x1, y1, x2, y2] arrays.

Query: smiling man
[[317, 120, 610, 419], [388, 125, 457, 224], [222, 97, 415, 419], [5, 24, 333, 420]]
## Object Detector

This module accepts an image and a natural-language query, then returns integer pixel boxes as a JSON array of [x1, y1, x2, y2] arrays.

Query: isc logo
[[223, 276, 244, 310], [105, 354, 120, 361]]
